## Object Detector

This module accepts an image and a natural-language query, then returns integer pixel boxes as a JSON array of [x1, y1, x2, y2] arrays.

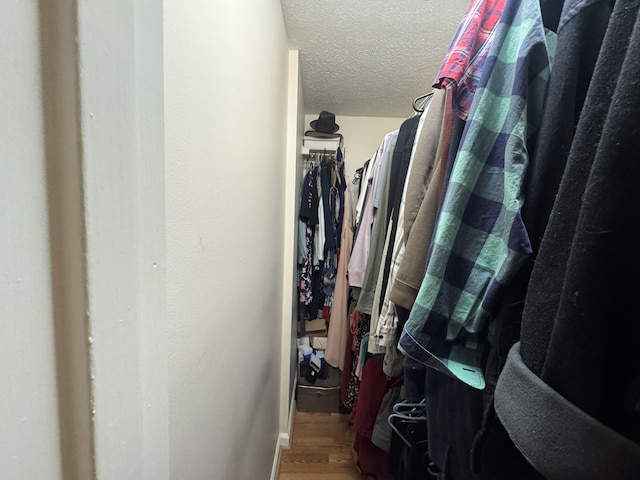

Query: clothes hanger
[[388, 412, 428, 448], [393, 399, 426, 417], [413, 91, 434, 113]]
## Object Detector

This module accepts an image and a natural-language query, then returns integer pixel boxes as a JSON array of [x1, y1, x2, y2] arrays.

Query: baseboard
[[270, 435, 283, 480], [282, 384, 297, 448], [270, 378, 298, 480]]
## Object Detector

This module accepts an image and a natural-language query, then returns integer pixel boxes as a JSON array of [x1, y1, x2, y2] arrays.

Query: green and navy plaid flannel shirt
[[399, 0, 557, 389]]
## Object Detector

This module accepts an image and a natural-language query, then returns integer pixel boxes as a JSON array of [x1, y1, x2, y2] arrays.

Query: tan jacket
[[390, 87, 453, 310]]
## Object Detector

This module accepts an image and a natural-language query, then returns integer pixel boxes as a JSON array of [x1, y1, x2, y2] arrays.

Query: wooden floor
[[278, 411, 364, 480]]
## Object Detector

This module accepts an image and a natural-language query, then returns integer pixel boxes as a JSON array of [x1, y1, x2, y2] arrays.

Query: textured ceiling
[[280, 0, 469, 118]]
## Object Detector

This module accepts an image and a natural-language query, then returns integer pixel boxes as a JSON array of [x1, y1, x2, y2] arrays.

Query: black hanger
[[413, 91, 434, 113]]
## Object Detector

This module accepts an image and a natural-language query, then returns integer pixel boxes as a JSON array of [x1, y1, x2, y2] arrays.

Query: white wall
[[304, 114, 405, 178], [2, 1, 168, 479], [77, 1, 169, 478], [164, 1, 290, 478], [2, 4, 401, 480], [280, 50, 304, 439], [0, 3, 63, 479]]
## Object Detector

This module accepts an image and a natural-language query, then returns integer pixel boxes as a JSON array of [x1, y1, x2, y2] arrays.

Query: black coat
[[494, 0, 640, 477], [474, 0, 616, 477]]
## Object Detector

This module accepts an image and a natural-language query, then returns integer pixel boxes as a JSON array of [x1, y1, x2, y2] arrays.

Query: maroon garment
[[353, 356, 391, 438], [351, 356, 392, 478], [354, 432, 391, 480]]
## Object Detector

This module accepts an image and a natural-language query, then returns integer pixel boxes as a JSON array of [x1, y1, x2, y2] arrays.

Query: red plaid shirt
[[434, 0, 507, 120]]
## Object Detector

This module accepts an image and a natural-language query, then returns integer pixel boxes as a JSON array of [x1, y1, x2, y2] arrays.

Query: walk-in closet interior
[[281, 0, 640, 479]]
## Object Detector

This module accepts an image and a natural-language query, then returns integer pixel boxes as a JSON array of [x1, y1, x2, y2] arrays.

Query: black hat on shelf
[[309, 111, 340, 134]]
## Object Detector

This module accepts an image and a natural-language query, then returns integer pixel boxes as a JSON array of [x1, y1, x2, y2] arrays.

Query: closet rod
[[302, 147, 340, 156]]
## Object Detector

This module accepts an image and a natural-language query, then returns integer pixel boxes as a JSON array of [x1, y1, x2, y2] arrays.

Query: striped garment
[[400, 0, 557, 389], [434, 0, 507, 120]]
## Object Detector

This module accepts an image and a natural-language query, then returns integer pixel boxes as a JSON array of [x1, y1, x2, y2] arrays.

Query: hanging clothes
[[349, 131, 398, 288], [351, 356, 393, 479], [388, 1, 553, 479], [298, 166, 319, 307], [474, 0, 618, 476], [374, 104, 434, 349], [313, 173, 325, 268], [434, 0, 507, 121], [315, 2, 640, 480], [297, 152, 346, 322], [324, 180, 354, 370], [378, 108, 427, 305], [356, 122, 413, 317], [343, 311, 371, 411], [493, 0, 640, 477], [399, 0, 556, 391], [389, 87, 448, 313]]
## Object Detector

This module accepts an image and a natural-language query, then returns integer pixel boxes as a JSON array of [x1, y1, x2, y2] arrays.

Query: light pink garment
[[348, 131, 396, 287], [324, 184, 353, 370]]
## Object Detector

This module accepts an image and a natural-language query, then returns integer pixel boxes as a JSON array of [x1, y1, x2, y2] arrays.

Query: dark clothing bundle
[[322, 1, 640, 478], [298, 156, 346, 321], [424, 0, 640, 479], [493, 0, 640, 477], [396, 0, 640, 478]]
